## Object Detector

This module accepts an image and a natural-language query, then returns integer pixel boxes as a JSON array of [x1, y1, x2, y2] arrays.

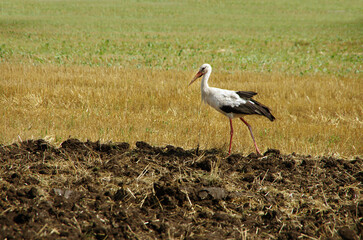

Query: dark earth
[[0, 139, 361, 239]]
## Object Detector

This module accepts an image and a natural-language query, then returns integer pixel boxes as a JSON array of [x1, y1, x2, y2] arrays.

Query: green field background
[[1, 0, 362, 75]]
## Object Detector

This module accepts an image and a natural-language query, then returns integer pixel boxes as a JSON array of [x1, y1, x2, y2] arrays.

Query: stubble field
[[0, 0, 362, 239]]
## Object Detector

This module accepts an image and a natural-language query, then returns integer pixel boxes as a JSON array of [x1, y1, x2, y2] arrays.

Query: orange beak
[[189, 71, 204, 86]]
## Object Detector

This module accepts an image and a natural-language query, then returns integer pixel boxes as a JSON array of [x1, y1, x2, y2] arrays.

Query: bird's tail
[[252, 100, 275, 121], [266, 111, 276, 122]]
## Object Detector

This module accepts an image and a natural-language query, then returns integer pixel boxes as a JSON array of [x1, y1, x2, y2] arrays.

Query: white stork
[[189, 63, 275, 156]]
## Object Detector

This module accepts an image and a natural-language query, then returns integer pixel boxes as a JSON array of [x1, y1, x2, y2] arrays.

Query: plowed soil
[[0, 139, 362, 239]]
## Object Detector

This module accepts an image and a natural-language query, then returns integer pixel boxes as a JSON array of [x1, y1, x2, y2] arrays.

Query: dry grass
[[1, 63, 361, 157]]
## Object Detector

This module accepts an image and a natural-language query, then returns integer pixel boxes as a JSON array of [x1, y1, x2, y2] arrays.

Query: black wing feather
[[236, 91, 257, 99], [220, 97, 275, 122]]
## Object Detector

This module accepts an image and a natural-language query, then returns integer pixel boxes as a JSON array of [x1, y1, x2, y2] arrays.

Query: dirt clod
[[338, 227, 359, 240]]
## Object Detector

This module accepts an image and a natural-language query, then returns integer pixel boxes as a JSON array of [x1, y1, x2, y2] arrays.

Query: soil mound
[[0, 139, 361, 239]]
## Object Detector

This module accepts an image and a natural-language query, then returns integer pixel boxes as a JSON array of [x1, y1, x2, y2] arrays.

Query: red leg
[[228, 118, 233, 155], [240, 117, 262, 156]]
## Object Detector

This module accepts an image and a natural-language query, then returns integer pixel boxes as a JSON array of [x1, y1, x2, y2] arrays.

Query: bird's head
[[189, 63, 212, 86]]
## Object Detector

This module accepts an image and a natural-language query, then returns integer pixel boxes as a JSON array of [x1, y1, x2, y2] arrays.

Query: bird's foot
[[254, 144, 262, 157], [255, 149, 263, 157]]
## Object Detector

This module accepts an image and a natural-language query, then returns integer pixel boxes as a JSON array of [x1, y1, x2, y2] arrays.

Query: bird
[[189, 63, 275, 156]]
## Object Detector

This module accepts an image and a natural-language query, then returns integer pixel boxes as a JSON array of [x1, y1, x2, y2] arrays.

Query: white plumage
[[189, 63, 275, 155]]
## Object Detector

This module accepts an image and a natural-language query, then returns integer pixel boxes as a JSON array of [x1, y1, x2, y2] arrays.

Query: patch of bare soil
[[0, 139, 361, 239]]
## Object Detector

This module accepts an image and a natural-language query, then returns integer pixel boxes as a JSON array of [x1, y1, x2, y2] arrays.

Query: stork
[[189, 63, 275, 156]]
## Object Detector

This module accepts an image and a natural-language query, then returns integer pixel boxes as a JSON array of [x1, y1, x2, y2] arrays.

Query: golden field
[[1, 63, 361, 157], [0, 0, 362, 157]]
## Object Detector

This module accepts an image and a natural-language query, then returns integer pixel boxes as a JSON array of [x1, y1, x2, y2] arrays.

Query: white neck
[[201, 69, 211, 92]]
